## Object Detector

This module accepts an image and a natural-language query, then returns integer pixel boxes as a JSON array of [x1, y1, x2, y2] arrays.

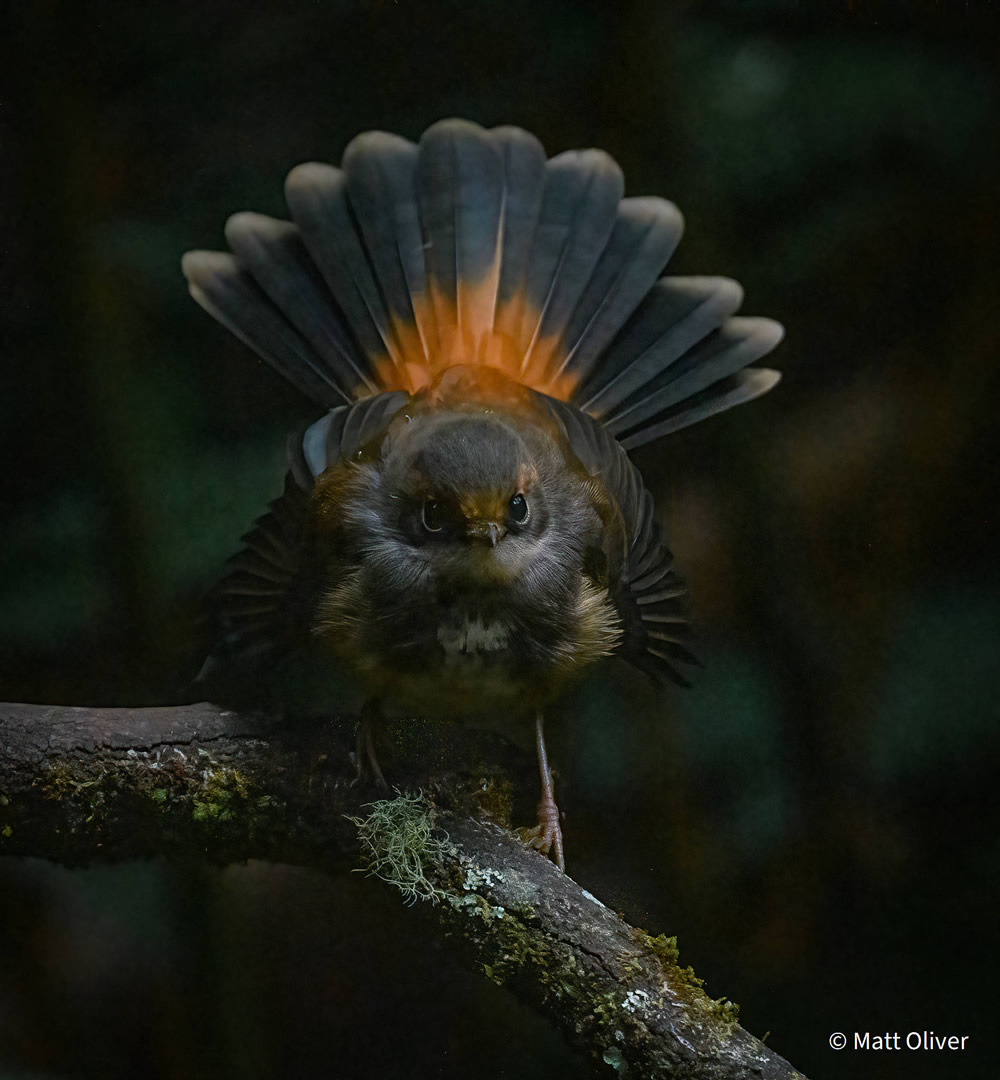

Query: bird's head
[[310, 393, 608, 643], [380, 412, 553, 587], [310, 400, 618, 684]]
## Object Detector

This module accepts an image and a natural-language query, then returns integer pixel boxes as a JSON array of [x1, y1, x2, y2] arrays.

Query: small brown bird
[[184, 119, 782, 870]]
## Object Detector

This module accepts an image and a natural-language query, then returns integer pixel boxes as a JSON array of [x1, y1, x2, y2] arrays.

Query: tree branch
[[0, 701, 806, 1079]]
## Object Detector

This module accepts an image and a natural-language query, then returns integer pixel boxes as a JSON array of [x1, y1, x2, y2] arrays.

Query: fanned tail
[[183, 118, 782, 447]]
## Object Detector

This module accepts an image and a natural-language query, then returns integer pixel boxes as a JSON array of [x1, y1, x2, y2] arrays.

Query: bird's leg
[[518, 710, 565, 872], [354, 698, 389, 791]]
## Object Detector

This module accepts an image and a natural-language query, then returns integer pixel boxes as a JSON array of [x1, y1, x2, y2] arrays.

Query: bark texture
[[0, 701, 806, 1080]]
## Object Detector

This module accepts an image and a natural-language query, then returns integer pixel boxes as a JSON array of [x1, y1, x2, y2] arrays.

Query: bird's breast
[[369, 608, 533, 716], [314, 555, 621, 715], [436, 615, 511, 659]]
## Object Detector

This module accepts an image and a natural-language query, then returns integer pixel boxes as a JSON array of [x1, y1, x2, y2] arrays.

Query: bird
[[182, 118, 783, 872]]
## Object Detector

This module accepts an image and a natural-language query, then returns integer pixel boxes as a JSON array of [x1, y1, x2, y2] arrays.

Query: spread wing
[[197, 393, 410, 684], [539, 395, 697, 687]]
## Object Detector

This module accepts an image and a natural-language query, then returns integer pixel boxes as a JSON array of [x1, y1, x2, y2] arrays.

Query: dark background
[[2, 1, 998, 1077]]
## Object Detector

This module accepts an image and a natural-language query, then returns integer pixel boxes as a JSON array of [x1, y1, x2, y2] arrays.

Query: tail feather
[[181, 249, 352, 408], [342, 132, 437, 373], [222, 212, 364, 402], [283, 162, 394, 375], [492, 126, 547, 345], [579, 277, 745, 414], [417, 120, 505, 364], [603, 317, 785, 439], [556, 196, 683, 384], [521, 149, 623, 382], [617, 368, 782, 450], [629, 561, 679, 592], [184, 119, 783, 450]]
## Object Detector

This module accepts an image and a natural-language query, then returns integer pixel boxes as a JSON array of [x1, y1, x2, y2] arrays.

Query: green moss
[[10, 746, 284, 855], [632, 928, 740, 1027], [39, 763, 99, 801], [642, 932, 680, 966], [472, 774, 514, 826], [345, 794, 742, 1048], [36, 762, 111, 828], [192, 797, 233, 823], [470, 905, 557, 985], [190, 765, 253, 827], [2, 824, 12, 838], [592, 992, 622, 1020], [712, 997, 741, 1025]]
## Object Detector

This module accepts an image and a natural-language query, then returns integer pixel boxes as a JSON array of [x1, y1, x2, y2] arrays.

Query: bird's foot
[[518, 793, 565, 872], [518, 710, 565, 870], [352, 699, 389, 792]]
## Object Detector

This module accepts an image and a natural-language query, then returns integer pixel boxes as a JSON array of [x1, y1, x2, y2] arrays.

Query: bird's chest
[[375, 607, 535, 714], [314, 559, 613, 715], [435, 612, 513, 664]]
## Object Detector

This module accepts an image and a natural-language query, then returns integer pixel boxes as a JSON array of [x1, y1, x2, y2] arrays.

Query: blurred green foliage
[[867, 589, 999, 782]]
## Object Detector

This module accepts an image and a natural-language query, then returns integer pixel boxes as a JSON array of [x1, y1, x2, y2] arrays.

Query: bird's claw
[[354, 701, 389, 791], [518, 796, 565, 872]]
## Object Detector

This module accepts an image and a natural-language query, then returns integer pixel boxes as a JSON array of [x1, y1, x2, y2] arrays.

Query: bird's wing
[[539, 395, 696, 686], [196, 468, 312, 685], [198, 392, 411, 685], [182, 119, 782, 449]]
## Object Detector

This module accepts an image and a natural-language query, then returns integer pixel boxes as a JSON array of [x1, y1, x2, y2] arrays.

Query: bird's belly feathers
[[380, 647, 534, 717], [315, 570, 621, 717], [361, 609, 548, 716], [347, 613, 539, 712], [436, 613, 511, 658]]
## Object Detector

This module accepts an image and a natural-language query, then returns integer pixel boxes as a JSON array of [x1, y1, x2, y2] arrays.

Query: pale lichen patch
[[346, 790, 451, 906], [602, 1046, 631, 1074], [623, 988, 651, 1015]]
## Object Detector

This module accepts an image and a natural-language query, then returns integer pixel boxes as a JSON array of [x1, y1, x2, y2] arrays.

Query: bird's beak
[[466, 520, 506, 547]]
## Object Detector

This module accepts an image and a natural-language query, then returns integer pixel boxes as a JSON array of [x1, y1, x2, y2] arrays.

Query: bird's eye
[[509, 493, 529, 524], [422, 499, 444, 533]]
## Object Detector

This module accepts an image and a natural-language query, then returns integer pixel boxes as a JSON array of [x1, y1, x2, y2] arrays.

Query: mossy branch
[[0, 701, 806, 1079]]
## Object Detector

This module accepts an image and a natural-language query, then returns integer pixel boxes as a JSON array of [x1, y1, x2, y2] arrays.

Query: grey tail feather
[[182, 118, 782, 443], [417, 119, 505, 356], [181, 248, 361, 409], [284, 162, 397, 371], [553, 196, 683, 383], [491, 126, 547, 342], [574, 277, 784, 448], [341, 131, 435, 363], [518, 148, 624, 377]]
